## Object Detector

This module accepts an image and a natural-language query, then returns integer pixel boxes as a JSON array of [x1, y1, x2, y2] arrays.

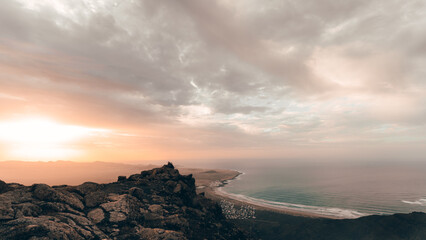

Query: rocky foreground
[[0, 163, 247, 240]]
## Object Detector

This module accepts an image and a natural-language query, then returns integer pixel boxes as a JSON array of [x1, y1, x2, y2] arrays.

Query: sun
[[0, 117, 106, 161]]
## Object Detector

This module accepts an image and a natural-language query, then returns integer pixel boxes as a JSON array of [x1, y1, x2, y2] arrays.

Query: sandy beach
[[188, 168, 364, 219]]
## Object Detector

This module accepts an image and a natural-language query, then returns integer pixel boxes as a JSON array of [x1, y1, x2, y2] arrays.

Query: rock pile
[[0, 163, 247, 240]]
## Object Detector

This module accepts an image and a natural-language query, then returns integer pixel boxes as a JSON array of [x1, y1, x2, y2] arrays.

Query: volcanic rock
[[0, 163, 248, 240]]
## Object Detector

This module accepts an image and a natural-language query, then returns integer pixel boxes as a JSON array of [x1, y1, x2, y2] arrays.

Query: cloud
[[0, 0, 425, 161]]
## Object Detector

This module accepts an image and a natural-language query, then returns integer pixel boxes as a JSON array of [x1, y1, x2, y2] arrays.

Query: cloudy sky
[[0, 0, 425, 163]]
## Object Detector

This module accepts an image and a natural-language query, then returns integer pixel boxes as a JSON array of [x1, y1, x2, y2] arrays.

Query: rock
[[32, 184, 84, 210], [142, 211, 164, 222], [136, 178, 150, 186], [13, 202, 42, 217], [0, 189, 35, 220], [0, 216, 96, 240], [0, 180, 9, 194], [32, 184, 57, 201], [163, 214, 189, 228], [151, 194, 165, 204], [140, 170, 150, 178], [128, 174, 140, 181], [148, 204, 163, 214], [129, 187, 145, 200], [39, 202, 68, 212], [117, 176, 126, 182], [75, 182, 101, 195], [173, 184, 182, 193], [106, 193, 121, 201], [137, 227, 187, 240], [87, 208, 105, 224], [0, 202, 14, 220], [101, 195, 129, 213], [165, 162, 175, 169], [84, 191, 107, 208], [59, 212, 92, 226], [100, 194, 141, 223], [166, 180, 177, 188], [109, 211, 127, 223], [0, 163, 248, 240]]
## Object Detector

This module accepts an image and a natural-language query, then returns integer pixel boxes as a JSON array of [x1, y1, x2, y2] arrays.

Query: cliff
[[0, 163, 247, 240]]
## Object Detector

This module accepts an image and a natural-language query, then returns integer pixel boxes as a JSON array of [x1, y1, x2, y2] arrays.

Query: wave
[[210, 171, 244, 188], [402, 198, 426, 206], [215, 187, 368, 219], [233, 171, 245, 180]]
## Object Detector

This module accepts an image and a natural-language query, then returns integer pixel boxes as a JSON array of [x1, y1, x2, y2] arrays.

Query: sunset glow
[[0, 118, 107, 160]]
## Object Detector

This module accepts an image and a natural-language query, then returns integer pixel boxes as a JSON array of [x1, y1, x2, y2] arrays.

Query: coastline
[[2, 162, 423, 239], [198, 169, 365, 219]]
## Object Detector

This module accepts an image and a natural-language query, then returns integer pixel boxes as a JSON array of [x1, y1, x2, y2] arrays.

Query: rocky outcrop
[[0, 163, 247, 240], [0, 180, 8, 194]]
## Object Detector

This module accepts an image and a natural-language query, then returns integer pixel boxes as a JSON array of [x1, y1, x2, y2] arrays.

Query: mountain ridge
[[0, 162, 247, 240]]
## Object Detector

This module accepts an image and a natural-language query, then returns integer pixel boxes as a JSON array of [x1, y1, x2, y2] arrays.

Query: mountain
[[0, 163, 247, 240], [0, 161, 158, 186]]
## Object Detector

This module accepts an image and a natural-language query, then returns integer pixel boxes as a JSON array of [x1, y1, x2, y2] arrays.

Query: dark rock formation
[[0, 163, 247, 240], [0, 180, 9, 194]]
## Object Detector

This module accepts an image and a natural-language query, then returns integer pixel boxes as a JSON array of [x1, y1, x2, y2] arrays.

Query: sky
[[0, 0, 425, 164]]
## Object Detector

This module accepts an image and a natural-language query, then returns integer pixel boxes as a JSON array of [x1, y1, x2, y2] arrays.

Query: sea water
[[215, 160, 426, 218]]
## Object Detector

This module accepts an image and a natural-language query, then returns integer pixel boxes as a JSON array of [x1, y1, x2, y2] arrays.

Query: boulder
[[117, 176, 126, 182], [59, 212, 92, 226], [84, 191, 107, 208], [87, 208, 105, 224], [75, 182, 101, 195], [0, 180, 9, 194], [13, 202, 42, 217], [129, 187, 145, 200], [100, 194, 141, 223], [109, 211, 127, 223], [32, 184, 84, 210], [148, 204, 163, 214]]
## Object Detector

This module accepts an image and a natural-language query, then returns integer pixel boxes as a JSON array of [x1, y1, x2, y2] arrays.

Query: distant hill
[[0, 161, 158, 185]]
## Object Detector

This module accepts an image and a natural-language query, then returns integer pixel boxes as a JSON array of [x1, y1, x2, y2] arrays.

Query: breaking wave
[[402, 199, 426, 206], [215, 187, 368, 219]]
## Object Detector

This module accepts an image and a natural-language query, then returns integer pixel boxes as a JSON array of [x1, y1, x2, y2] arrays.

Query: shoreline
[[200, 170, 366, 219]]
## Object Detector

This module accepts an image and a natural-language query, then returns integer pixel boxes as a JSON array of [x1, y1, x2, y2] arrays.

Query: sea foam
[[216, 187, 368, 219], [402, 198, 426, 206]]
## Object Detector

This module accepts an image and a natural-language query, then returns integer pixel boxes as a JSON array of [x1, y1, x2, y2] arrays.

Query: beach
[[198, 170, 426, 240], [183, 168, 346, 219]]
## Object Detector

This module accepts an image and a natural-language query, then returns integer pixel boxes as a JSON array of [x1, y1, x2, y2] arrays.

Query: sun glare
[[0, 117, 107, 161]]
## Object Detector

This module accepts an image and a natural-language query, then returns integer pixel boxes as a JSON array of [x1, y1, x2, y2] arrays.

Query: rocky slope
[[232, 207, 426, 240], [0, 163, 247, 240]]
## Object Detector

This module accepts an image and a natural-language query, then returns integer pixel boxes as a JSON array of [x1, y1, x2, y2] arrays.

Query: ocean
[[215, 160, 426, 218]]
